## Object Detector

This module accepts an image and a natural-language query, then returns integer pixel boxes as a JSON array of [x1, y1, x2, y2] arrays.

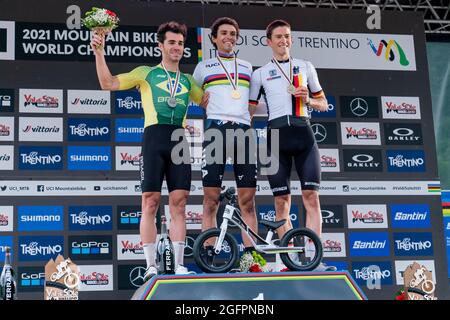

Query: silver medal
[[168, 97, 177, 108]]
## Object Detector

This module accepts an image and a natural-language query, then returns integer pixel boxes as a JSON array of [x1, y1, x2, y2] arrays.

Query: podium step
[[131, 271, 367, 300]]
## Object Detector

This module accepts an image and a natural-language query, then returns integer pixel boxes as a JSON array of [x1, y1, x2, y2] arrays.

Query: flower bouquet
[[239, 251, 271, 273], [82, 7, 119, 49]]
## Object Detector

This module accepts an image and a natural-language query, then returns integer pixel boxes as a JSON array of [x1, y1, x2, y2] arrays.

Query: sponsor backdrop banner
[[0, 0, 447, 300]]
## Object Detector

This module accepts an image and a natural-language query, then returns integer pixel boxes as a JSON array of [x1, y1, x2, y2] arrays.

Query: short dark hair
[[157, 21, 187, 43], [210, 17, 240, 48], [266, 19, 291, 39]]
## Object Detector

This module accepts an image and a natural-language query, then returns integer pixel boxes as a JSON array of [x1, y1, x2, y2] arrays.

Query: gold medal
[[231, 90, 241, 99]]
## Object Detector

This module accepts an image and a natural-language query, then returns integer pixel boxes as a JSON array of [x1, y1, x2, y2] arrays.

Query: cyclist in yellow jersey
[[91, 21, 205, 280]]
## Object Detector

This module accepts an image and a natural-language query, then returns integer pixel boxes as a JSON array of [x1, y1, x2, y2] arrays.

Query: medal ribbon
[[161, 62, 180, 98], [217, 53, 239, 91], [272, 57, 293, 87]]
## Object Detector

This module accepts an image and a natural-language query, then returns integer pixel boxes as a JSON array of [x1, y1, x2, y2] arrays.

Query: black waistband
[[268, 115, 310, 128]]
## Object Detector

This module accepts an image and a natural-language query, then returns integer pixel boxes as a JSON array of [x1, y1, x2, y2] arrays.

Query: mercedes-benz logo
[[129, 266, 146, 287], [184, 236, 195, 257], [311, 123, 327, 143], [350, 98, 369, 117]]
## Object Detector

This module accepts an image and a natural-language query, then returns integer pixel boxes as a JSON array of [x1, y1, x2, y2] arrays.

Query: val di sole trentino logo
[[367, 38, 410, 67]]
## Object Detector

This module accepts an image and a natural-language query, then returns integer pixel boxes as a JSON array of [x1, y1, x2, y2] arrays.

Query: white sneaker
[[175, 265, 196, 275], [143, 266, 157, 282]]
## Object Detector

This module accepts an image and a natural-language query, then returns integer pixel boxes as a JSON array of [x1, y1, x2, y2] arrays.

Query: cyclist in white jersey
[[249, 20, 336, 271], [193, 17, 258, 253]]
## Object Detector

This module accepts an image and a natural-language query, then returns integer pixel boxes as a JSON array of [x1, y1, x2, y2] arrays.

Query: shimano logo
[[395, 238, 432, 251], [117, 97, 142, 110], [70, 124, 109, 136], [395, 211, 427, 221], [70, 212, 111, 225], [353, 240, 386, 249], [118, 127, 144, 134], [70, 155, 109, 162], [354, 267, 390, 280], [20, 152, 61, 165], [71, 98, 107, 105], [388, 155, 424, 167], [20, 215, 61, 222], [21, 242, 62, 256]]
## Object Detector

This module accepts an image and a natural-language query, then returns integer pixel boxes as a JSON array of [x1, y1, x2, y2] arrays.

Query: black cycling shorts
[[202, 120, 257, 188], [140, 124, 191, 193], [266, 124, 321, 196]]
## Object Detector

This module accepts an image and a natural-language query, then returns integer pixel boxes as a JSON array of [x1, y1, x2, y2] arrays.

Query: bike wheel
[[280, 228, 323, 271], [193, 228, 239, 273]]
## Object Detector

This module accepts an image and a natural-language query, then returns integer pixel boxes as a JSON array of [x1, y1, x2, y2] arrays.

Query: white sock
[[173, 241, 185, 267], [143, 243, 156, 269]]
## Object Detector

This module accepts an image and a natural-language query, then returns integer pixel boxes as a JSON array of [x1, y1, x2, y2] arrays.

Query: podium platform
[[131, 271, 367, 300]]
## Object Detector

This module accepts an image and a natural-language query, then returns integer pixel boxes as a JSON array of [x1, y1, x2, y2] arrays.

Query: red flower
[[249, 264, 263, 272], [395, 291, 407, 300], [106, 10, 117, 17]]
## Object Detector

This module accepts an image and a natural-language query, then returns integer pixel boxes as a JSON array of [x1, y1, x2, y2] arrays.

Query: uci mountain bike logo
[[367, 38, 410, 67]]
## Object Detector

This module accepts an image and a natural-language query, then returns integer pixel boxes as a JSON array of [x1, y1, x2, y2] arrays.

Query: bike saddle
[[259, 219, 286, 231]]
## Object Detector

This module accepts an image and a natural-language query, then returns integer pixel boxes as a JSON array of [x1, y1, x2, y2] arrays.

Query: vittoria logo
[[67, 90, 110, 114]]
